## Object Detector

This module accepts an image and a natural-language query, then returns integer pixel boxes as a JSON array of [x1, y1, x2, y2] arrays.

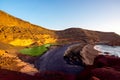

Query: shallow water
[[94, 45, 120, 57]]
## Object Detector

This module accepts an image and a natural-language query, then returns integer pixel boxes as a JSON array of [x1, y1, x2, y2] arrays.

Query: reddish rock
[[107, 40, 120, 46], [92, 68, 120, 80], [0, 69, 39, 80], [77, 55, 120, 80]]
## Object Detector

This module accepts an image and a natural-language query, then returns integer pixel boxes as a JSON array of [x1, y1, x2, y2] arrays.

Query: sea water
[[94, 45, 120, 57]]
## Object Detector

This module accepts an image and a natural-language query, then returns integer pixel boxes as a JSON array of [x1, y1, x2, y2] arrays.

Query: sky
[[0, 0, 120, 34]]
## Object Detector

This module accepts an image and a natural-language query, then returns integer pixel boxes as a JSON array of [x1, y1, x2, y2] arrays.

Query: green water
[[19, 44, 51, 56]]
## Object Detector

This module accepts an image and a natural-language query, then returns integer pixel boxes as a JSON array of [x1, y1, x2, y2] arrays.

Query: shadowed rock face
[[63, 43, 100, 66], [35, 44, 84, 74], [63, 43, 86, 65], [0, 69, 39, 80]]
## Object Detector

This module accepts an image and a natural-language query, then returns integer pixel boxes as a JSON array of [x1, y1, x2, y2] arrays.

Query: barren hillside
[[0, 10, 120, 46]]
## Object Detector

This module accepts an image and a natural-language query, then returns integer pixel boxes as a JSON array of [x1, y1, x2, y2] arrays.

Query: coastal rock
[[107, 40, 120, 46], [64, 43, 99, 65], [0, 69, 39, 80], [35, 45, 84, 74], [92, 55, 120, 80], [0, 50, 38, 75], [77, 55, 120, 80], [80, 44, 99, 65], [63, 43, 86, 65]]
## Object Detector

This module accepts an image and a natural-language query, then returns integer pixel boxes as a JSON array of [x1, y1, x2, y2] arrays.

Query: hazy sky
[[0, 0, 120, 34]]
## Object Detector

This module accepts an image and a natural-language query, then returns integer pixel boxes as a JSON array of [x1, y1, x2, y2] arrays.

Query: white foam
[[94, 45, 120, 57]]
